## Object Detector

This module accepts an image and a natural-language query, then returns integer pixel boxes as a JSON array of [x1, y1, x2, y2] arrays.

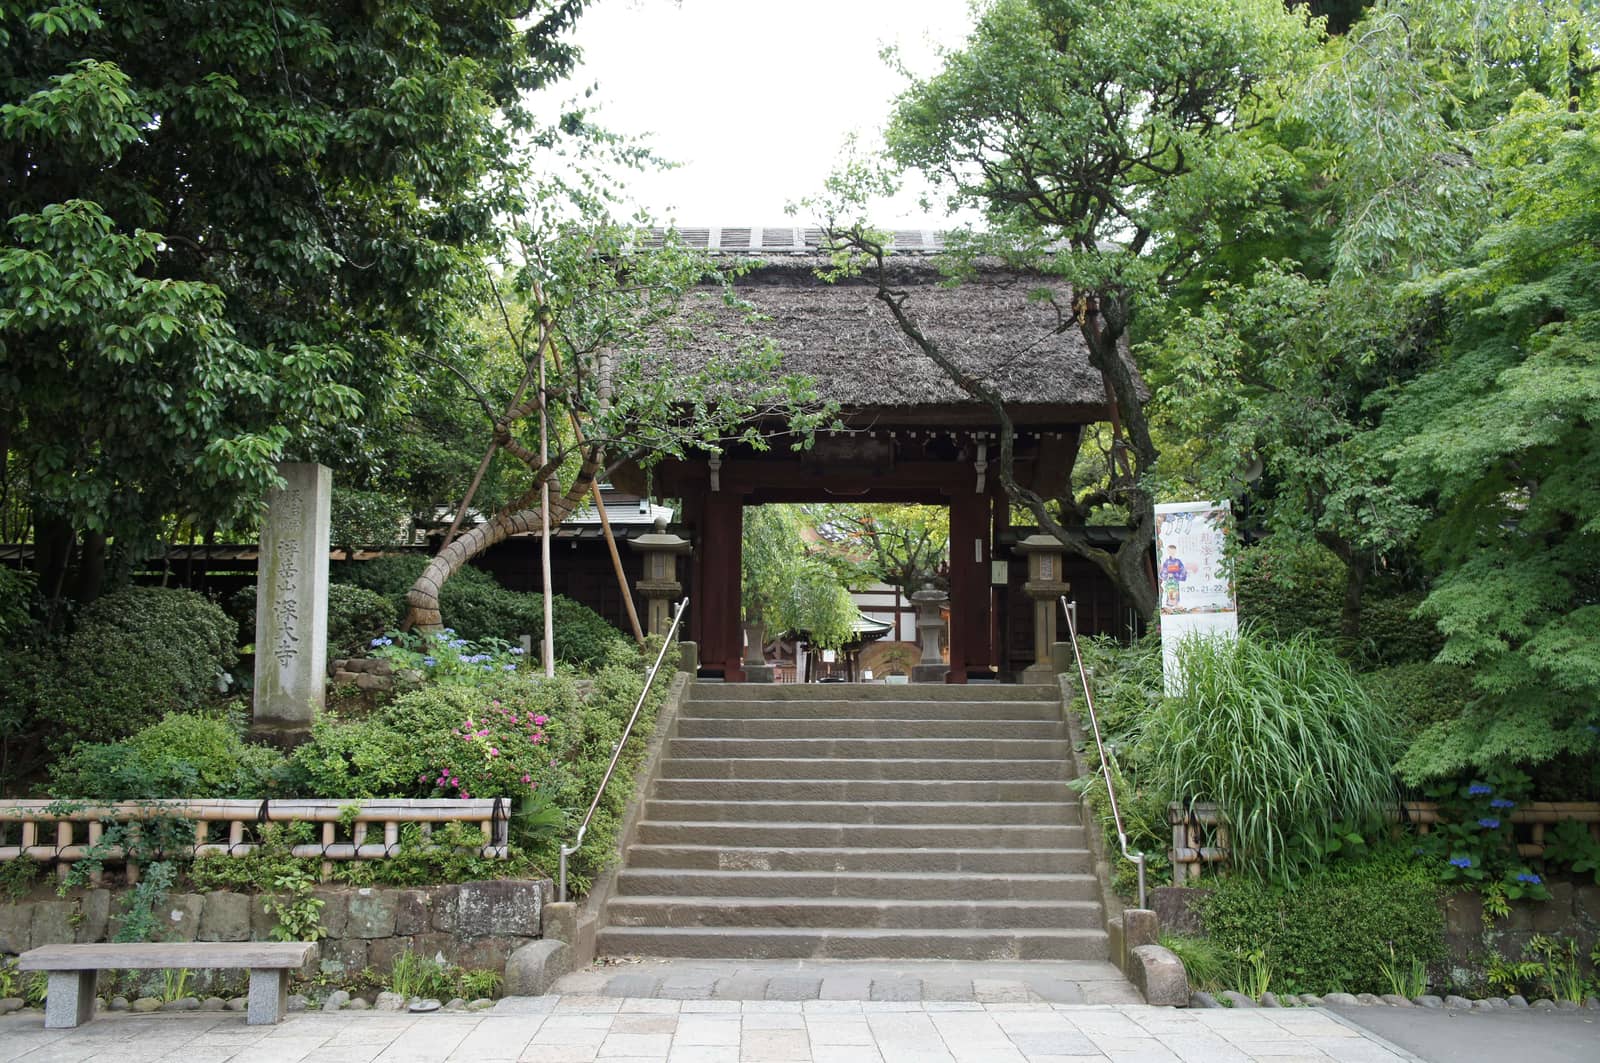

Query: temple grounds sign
[[1155, 500, 1238, 693]]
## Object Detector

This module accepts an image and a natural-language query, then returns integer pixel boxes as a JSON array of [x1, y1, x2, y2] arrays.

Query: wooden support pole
[[591, 482, 646, 647]]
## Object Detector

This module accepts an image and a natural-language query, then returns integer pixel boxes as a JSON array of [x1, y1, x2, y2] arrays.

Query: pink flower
[[488, 747, 500, 757], [520, 774, 531, 784]]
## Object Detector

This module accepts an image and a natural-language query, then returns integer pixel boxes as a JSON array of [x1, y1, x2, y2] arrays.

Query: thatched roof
[[659, 254, 1115, 425]]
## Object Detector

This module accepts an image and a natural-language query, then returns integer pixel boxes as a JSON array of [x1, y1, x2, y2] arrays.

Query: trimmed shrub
[[231, 582, 397, 659], [48, 713, 283, 799], [282, 716, 425, 799], [1361, 661, 1475, 738], [333, 554, 625, 667], [1197, 852, 1447, 995], [49, 588, 235, 752]]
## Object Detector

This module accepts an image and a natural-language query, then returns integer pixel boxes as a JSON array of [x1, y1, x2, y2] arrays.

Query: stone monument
[[253, 462, 332, 736]]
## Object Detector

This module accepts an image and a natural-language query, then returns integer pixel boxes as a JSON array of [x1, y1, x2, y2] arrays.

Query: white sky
[[560, 0, 977, 229]]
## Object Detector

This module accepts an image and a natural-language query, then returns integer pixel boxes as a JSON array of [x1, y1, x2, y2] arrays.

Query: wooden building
[[637, 228, 1141, 682]]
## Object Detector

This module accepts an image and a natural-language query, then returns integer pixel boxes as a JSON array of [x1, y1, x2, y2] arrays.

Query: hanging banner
[[1155, 500, 1238, 693]]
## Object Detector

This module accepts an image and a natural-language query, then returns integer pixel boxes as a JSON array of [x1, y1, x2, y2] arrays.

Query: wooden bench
[[18, 942, 316, 1028]]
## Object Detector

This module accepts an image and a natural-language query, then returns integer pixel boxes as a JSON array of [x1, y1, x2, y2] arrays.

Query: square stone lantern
[[628, 517, 692, 635], [1014, 533, 1070, 684]]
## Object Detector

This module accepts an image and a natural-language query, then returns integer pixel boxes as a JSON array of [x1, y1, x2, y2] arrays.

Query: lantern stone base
[[743, 664, 775, 683], [911, 663, 949, 684], [1019, 661, 1057, 685]]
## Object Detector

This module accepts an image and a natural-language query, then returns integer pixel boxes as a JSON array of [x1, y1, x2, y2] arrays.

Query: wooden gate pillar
[[947, 487, 994, 683], [697, 491, 745, 680]]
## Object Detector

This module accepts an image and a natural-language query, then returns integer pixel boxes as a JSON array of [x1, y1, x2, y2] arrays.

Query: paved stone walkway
[[0, 997, 1419, 1062], [551, 960, 1143, 1005]]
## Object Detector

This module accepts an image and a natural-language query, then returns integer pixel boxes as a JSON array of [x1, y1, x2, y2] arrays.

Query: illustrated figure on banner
[[1159, 544, 1188, 608]]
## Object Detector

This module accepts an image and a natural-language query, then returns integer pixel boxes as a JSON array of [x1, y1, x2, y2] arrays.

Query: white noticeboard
[[1155, 501, 1239, 693]]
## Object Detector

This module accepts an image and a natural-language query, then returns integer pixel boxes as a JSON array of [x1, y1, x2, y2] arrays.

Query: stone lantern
[[909, 583, 950, 684], [628, 517, 691, 636], [1015, 533, 1070, 684]]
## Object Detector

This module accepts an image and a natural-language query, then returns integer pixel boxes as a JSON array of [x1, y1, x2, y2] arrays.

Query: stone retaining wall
[[0, 878, 550, 990]]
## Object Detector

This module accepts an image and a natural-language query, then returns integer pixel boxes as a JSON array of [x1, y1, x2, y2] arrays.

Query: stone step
[[593, 926, 1109, 961], [669, 737, 1071, 760], [687, 683, 1058, 703], [624, 845, 1095, 875], [633, 821, 1086, 849], [651, 778, 1075, 803], [659, 757, 1070, 781], [604, 896, 1107, 930], [682, 698, 1061, 721], [642, 799, 1080, 826], [613, 868, 1103, 901], [675, 717, 1067, 740]]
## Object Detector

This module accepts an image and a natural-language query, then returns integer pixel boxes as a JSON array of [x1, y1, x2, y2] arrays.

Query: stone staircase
[[594, 682, 1110, 961]]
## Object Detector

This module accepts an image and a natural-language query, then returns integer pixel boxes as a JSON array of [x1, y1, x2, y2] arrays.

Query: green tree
[[0, 0, 587, 599], [820, 0, 1321, 620], [1384, 94, 1600, 780], [742, 505, 856, 651], [807, 503, 949, 598]]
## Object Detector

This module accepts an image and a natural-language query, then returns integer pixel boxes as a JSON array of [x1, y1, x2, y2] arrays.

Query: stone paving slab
[[554, 961, 1141, 1006], [0, 1000, 1421, 1063]]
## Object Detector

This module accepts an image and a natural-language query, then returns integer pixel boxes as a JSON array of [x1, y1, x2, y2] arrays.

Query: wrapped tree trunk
[[405, 446, 603, 632]]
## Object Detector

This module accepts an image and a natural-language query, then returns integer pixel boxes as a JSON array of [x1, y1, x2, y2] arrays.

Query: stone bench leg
[[246, 968, 288, 1025], [44, 970, 96, 1029]]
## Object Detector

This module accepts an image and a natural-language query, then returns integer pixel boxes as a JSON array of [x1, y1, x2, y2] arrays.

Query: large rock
[[318, 938, 369, 979], [456, 880, 541, 939], [30, 900, 76, 946], [0, 903, 31, 953], [394, 891, 431, 936], [429, 885, 460, 932], [1128, 944, 1188, 1007], [346, 889, 399, 938], [165, 894, 205, 942], [504, 940, 571, 997], [199, 892, 252, 942], [74, 890, 111, 943], [1151, 887, 1210, 937], [1532, 882, 1575, 933]]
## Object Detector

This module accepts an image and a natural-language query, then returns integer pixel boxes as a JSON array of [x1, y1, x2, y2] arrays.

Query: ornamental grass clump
[[1150, 631, 1399, 884]]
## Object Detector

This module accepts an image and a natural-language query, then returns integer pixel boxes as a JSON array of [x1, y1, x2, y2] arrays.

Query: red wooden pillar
[[947, 486, 993, 683], [698, 491, 745, 680]]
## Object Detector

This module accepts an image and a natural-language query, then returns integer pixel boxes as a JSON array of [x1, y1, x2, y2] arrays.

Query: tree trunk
[[1316, 532, 1367, 640], [404, 448, 603, 632]]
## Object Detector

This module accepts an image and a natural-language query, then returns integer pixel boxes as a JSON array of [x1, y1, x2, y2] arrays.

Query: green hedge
[[0, 588, 237, 787], [1235, 540, 1440, 667], [1197, 852, 1447, 995], [333, 555, 625, 667]]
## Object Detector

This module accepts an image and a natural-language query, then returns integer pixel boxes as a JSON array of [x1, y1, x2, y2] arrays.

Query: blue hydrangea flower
[[423, 656, 437, 667], [510, 647, 526, 656], [1489, 797, 1516, 809], [503, 664, 517, 672], [1449, 856, 1473, 869], [1517, 872, 1542, 885], [1477, 818, 1500, 829], [369, 636, 393, 647], [1467, 783, 1492, 796]]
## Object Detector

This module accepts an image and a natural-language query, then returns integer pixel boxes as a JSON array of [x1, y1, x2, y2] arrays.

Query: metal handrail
[[1059, 596, 1147, 909], [558, 596, 688, 902]]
